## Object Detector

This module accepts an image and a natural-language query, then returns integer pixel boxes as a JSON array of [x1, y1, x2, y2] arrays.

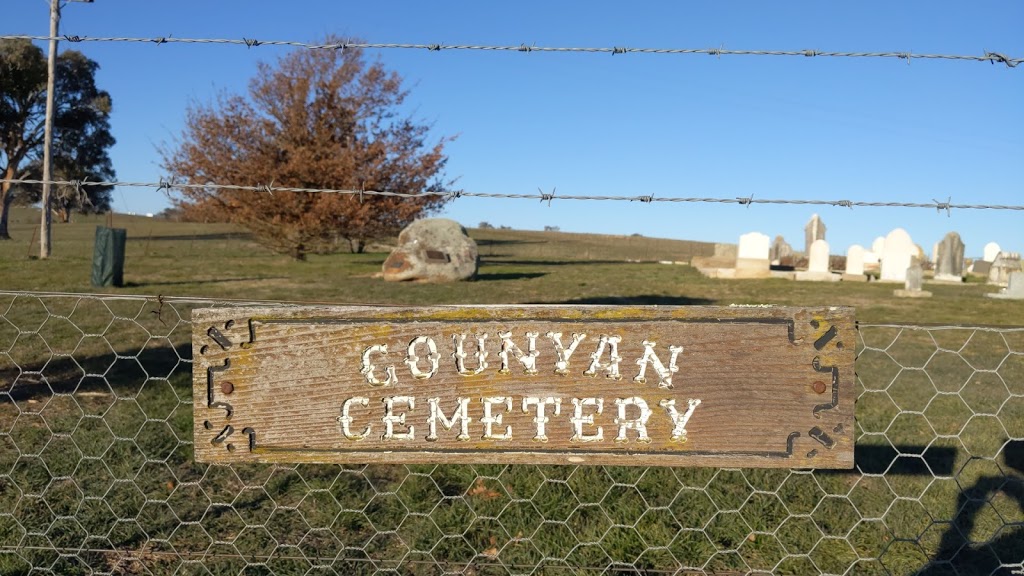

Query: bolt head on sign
[[193, 305, 854, 468]]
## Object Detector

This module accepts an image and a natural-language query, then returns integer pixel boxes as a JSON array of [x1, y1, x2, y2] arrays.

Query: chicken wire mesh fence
[[0, 292, 1021, 576]]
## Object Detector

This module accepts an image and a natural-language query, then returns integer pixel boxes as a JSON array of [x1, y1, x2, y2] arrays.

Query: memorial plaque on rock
[[193, 305, 855, 468]]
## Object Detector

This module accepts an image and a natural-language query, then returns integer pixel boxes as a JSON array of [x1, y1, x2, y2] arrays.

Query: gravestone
[[382, 218, 479, 282], [843, 245, 867, 281], [795, 239, 839, 282], [770, 235, 793, 265], [871, 236, 886, 256], [934, 232, 965, 283], [863, 250, 880, 270], [894, 260, 932, 298], [986, 271, 1024, 300], [983, 242, 1001, 262], [804, 214, 826, 255], [988, 252, 1023, 286], [880, 228, 914, 283], [735, 232, 771, 278], [931, 242, 940, 265]]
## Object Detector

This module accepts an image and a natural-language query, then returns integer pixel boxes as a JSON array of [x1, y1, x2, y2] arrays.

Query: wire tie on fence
[[612, 46, 628, 55], [428, 44, 443, 52], [243, 37, 261, 48], [804, 49, 818, 57], [834, 199, 854, 209], [260, 180, 275, 196], [518, 43, 534, 53], [900, 51, 913, 66], [448, 189, 463, 200], [934, 196, 952, 217], [737, 194, 754, 208], [634, 194, 654, 203], [985, 51, 1018, 68], [153, 35, 169, 45], [63, 35, 82, 43], [157, 177, 174, 194], [538, 187, 555, 206]]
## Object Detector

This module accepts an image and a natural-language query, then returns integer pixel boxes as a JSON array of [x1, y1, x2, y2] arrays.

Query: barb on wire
[[934, 196, 952, 217], [2, 34, 1021, 67], [539, 187, 556, 206], [2, 177, 1023, 213]]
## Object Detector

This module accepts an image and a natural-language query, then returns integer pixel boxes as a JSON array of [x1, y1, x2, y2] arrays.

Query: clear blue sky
[[4, 1, 1022, 256]]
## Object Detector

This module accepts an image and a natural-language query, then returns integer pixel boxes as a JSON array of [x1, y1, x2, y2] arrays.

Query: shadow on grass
[[543, 295, 714, 306], [4, 341, 191, 401], [482, 259, 634, 267], [474, 272, 546, 281], [919, 440, 1024, 575], [127, 232, 253, 242], [123, 276, 287, 288]]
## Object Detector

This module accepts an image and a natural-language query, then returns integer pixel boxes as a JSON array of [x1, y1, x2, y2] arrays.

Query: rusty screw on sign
[[812, 381, 827, 394], [220, 381, 235, 395]]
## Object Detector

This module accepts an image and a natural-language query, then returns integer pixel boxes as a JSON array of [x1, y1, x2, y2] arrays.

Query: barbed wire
[[2, 34, 1021, 67], [4, 177, 1023, 213]]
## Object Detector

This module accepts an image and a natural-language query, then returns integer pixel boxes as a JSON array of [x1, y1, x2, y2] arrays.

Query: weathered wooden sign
[[193, 305, 854, 468]]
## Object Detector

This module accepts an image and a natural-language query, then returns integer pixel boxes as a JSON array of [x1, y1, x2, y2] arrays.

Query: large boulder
[[382, 218, 479, 282]]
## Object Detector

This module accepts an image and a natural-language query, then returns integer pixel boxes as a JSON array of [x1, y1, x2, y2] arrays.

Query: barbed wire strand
[[1, 34, 1020, 67], [4, 177, 1023, 212]]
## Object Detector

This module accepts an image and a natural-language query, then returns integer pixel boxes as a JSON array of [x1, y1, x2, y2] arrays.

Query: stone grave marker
[[192, 305, 855, 468], [770, 235, 793, 265], [895, 260, 932, 298], [983, 242, 1002, 262], [871, 236, 886, 256], [843, 245, 867, 281], [804, 214, 826, 255], [735, 232, 771, 278], [880, 228, 914, 283], [988, 252, 1023, 286], [934, 232, 965, 283], [796, 239, 839, 282], [986, 271, 1024, 300], [383, 218, 479, 282]]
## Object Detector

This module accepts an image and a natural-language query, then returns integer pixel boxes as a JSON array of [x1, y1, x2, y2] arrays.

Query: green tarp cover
[[91, 226, 126, 287]]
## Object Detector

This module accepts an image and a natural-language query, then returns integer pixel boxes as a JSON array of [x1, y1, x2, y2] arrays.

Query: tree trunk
[[0, 180, 14, 240]]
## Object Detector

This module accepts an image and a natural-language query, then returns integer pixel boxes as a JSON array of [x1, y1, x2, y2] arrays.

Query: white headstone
[[738, 232, 770, 260], [871, 236, 886, 255], [845, 245, 865, 276], [983, 242, 1001, 262], [735, 232, 771, 278], [986, 271, 1024, 300], [880, 228, 914, 283], [931, 242, 940, 265], [863, 251, 879, 266], [808, 239, 830, 273]]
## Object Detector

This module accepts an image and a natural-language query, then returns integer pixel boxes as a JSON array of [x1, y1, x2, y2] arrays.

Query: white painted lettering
[[522, 397, 561, 441], [480, 397, 513, 440], [570, 398, 604, 442], [613, 397, 652, 443], [546, 332, 587, 375], [634, 341, 683, 389], [660, 398, 701, 442], [452, 333, 489, 376], [360, 344, 397, 386], [498, 331, 540, 375], [382, 396, 415, 441], [583, 335, 623, 379], [339, 397, 371, 440], [405, 336, 441, 379], [426, 397, 471, 441]]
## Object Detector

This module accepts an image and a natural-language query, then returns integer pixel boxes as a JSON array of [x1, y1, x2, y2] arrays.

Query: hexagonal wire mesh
[[0, 292, 1021, 575]]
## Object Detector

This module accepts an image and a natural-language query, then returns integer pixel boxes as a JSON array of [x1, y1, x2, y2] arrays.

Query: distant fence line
[[1, 34, 1021, 67], [4, 178, 1024, 214]]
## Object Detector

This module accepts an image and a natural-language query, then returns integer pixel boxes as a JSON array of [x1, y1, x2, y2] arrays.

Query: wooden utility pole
[[40, 0, 60, 259]]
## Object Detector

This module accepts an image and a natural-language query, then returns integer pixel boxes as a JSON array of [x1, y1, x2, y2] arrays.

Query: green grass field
[[0, 207, 1022, 575]]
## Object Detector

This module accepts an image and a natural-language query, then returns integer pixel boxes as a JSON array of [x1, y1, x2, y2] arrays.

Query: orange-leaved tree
[[161, 38, 453, 259]]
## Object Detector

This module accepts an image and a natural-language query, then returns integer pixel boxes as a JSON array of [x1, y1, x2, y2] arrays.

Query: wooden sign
[[192, 305, 854, 468]]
